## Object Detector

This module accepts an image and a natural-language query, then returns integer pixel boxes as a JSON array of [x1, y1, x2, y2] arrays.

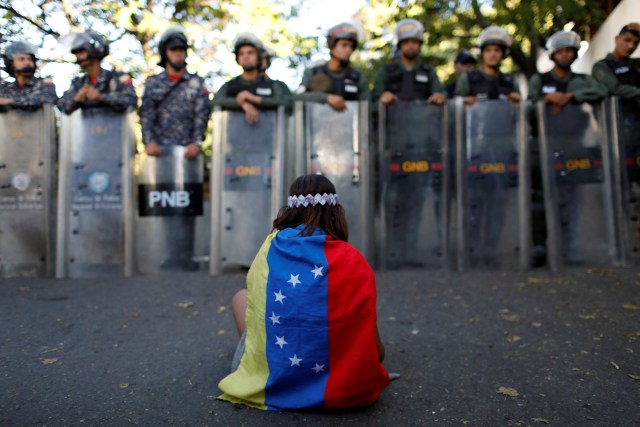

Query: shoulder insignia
[[201, 84, 210, 95], [43, 79, 54, 86], [593, 67, 605, 81], [119, 74, 133, 87]]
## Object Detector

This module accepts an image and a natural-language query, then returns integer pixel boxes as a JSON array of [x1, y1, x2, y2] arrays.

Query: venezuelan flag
[[218, 225, 390, 410]]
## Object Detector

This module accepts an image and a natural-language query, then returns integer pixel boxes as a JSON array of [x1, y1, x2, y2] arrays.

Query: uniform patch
[[88, 172, 110, 194], [11, 173, 31, 191], [593, 67, 605, 81]]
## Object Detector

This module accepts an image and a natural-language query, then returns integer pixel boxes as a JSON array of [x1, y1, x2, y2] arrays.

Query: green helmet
[[327, 22, 359, 50], [394, 19, 425, 45], [546, 30, 581, 58], [477, 26, 511, 56]]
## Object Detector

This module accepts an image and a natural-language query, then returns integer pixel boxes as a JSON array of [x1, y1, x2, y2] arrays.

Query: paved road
[[1, 266, 639, 426]]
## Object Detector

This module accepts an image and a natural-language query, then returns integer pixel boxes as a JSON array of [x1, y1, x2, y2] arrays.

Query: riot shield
[[0, 106, 55, 277], [606, 97, 640, 265], [209, 107, 285, 275], [377, 100, 450, 269], [136, 146, 204, 273], [537, 101, 616, 270], [295, 101, 373, 262], [56, 108, 134, 278], [455, 98, 529, 270]]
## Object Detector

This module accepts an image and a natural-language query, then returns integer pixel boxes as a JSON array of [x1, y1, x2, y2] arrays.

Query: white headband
[[287, 193, 339, 208]]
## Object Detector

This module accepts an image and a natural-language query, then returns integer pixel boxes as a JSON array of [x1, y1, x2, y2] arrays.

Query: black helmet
[[3, 40, 38, 77], [69, 32, 109, 60], [327, 22, 359, 50], [158, 25, 189, 67]]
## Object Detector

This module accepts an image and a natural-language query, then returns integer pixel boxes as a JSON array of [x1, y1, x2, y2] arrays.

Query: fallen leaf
[[41, 358, 58, 365], [532, 418, 549, 424], [507, 335, 522, 343], [19, 287, 30, 292], [501, 314, 520, 322], [496, 386, 519, 397], [217, 329, 226, 335], [628, 374, 640, 380], [530, 322, 542, 328], [177, 301, 194, 309], [217, 306, 227, 313], [623, 304, 639, 310], [527, 277, 543, 284], [126, 311, 141, 318], [579, 314, 596, 320], [119, 383, 129, 389], [611, 361, 620, 370]]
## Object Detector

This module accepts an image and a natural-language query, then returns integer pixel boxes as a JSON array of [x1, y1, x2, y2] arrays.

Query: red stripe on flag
[[323, 237, 389, 408]]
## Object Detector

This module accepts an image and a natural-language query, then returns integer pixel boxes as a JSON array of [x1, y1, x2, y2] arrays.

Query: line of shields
[[0, 98, 638, 278]]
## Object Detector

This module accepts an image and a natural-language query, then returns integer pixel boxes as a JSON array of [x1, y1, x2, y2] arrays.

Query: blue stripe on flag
[[264, 226, 330, 409]]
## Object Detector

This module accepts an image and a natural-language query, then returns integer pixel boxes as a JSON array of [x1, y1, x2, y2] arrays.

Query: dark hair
[[272, 174, 349, 242], [619, 24, 640, 38]]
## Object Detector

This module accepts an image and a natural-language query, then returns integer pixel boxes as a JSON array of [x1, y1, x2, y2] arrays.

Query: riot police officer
[[445, 50, 477, 99], [212, 33, 292, 124], [296, 22, 369, 111], [529, 30, 607, 108], [0, 40, 57, 112], [455, 26, 521, 104], [592, 23, 640, 110], [372, 19, 446, 106], [139, 26, 211, 271], [58, 32, 137, 114], [527, 30, 608, 267]]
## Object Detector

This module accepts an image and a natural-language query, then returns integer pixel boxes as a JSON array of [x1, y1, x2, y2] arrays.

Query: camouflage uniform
[[140, 71, 211, 147], [58, 68, 137, 115], [0, 77, 58, 112]]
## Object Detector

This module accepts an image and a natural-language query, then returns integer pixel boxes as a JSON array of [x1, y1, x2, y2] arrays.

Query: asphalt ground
[[1, 266, 639, 426]]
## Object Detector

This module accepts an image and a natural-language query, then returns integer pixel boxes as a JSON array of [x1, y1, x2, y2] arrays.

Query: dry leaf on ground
[[41, 358, 59, 365], [177, 301, 194, 309], [496, 386, 519, 397]]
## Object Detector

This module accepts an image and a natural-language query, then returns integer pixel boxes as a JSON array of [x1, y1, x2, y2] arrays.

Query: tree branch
[[0, 4, 59, 36]]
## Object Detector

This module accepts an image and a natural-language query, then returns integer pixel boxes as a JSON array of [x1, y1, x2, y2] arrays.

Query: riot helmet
[[158, 25, 189, 68], [394, 19, 425, 46], [261, 45, 275, 71], [546, 30, 581, 58], [327, 22, 359, 50], [233, 32, 263, 71], [3, 40, 38, 77], [69, 32, 110, 60], [477, 26, 511, 57]]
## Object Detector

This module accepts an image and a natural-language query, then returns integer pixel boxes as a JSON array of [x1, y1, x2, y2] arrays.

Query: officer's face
[[331, 39, 355, 61], [167, 47, 187, 64], [481, 44, 504, 67], [454, 61, 474, 75], [552, 47, 576, 68], [237, 45, 259, 69], [73, 49, 91, 68], [12, 54, 35, 72], [614, 32, 640, 58], [399, 39, 421, 59]]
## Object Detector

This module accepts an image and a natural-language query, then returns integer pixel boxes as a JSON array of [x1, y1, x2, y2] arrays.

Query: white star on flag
[[311, 265, 324, 278], [275, 336, 287, 349], [312, 363, 325, 373], [287, 274, 301, 288], [274, 290, 286, 304], [269, 312, 281, 325], [289, 354, 303, 366]]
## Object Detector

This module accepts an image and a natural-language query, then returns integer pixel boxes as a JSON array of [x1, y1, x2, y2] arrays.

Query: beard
[[403, 51, 418, 60], [242, 64, 257, 72], [169, 60, 186, 70], [554, 61, 572, 70], [17, 66, 36, 77]]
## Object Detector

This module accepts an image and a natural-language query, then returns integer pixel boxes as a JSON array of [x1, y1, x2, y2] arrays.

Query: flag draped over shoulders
[[218, 225, 389, 411]]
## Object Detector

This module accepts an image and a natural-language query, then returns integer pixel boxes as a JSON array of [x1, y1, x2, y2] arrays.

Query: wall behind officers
[[372, 19, 446, 106], [455, 26, 521, 105], [212, 33, 292, 124], [0, 40, 58, 112], [58, 32, 137, 115], [296, 22, 369, 111], [592, 23, 640, 111]]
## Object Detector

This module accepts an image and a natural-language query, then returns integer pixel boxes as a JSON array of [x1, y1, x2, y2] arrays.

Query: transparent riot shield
[[377, 100, 450, 269], [209, 107, 285, 275], [56, 108, 134, 278], [537, 101, 616, 270], [135, 146, 204, 274], [455, 98, 529, 270], [295, 101, 373, 262], [0, 106, 55, 277], [605, 97, 640, 266]]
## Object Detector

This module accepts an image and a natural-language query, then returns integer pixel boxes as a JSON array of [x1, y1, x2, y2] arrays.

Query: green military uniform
[[296, 65, 369, 103], [454, 70, 520, 97], [528, 70, 608, 103], [592, 53, 640, 108], [371, 61, 444, 104], [212, 76, 293, 109]]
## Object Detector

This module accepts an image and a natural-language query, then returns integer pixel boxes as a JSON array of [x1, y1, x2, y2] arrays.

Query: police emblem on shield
[[11, 173, 31, 191], [88, 172, 110, 194]]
